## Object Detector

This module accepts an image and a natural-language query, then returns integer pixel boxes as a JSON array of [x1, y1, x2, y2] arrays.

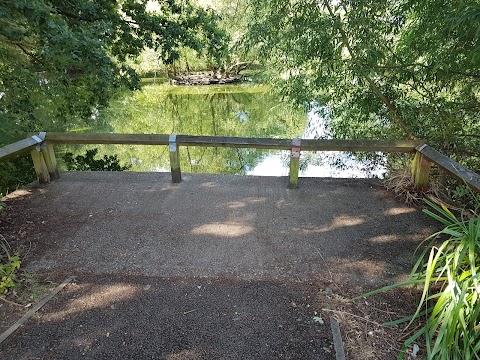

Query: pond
[[68, 82, 385, 178]]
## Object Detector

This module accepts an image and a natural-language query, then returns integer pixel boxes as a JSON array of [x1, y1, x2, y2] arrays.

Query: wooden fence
[[1, 132, 479, 192]]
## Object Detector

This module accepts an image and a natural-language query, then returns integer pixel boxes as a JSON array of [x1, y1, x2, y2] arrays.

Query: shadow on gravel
[[0, 275, 335, 360], [0, 173, 439, 359], [14, 173, 437, 287]]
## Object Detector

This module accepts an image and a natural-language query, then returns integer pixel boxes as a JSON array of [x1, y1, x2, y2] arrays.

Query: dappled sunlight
[[243, 197, 267, 204], [191, 222, 254, 237], [44, 283, 139, 322], [385, 207, 416, 216], [294, 216, 366, 234], [200, 182, 216, 188], [369, 234, 398, 244], [165, 349, 203, 360], [220, 197, 267, 209], [224, 201, 246, 209], [3, 188, 32, 200]]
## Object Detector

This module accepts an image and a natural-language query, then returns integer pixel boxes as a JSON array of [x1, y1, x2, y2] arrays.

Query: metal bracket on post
[[169, 134, 181, 183], [169, 134, 177, 153], [289, 138, 301, 189], [292, 138, 301, 158]]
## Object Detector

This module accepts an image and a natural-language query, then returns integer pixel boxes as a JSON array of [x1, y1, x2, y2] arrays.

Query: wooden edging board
[[0, 276, 76, 344]]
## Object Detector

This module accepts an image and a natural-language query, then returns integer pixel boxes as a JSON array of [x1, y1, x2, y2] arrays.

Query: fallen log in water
[[169, 73, 243, 86]]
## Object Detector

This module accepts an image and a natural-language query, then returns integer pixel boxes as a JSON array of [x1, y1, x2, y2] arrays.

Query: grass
[[357, 199, 480, 359]]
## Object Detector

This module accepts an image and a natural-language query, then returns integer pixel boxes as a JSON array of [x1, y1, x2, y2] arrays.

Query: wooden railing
[[1, 132, 479, 192]]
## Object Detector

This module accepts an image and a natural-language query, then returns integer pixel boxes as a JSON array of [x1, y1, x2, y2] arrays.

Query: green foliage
[[0, 0, 229, 194], [358, 200, 480, 359], [62, 149, 131, 171], [0, 157, 36, 198], [0, 0, 229, 139], [243, 0, 480, 171], [0, 242, 21, 295], [446, 183, 480, 215]]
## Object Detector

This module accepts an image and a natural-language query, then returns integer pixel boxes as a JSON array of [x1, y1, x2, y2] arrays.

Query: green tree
[[0, 0, 229, 140], [0, 0, 229, 194], [243, 0, 480, 170]]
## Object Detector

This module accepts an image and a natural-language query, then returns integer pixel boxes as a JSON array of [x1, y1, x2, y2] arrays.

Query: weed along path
[[0, 172, 436, 359]]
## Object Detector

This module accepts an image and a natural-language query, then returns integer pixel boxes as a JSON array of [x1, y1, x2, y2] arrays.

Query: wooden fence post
[[30, 146, 50, 184], [289, 138, 301, 188], [411, 147, 431, 190], [41, 142, 60, 180], [169, 134, 181, 183]]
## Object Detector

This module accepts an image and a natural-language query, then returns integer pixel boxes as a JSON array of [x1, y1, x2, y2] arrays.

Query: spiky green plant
[[358, 199, 480, 360]]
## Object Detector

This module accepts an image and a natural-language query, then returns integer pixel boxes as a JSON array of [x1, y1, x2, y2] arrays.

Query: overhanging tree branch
[[322, 0, 417, 140]]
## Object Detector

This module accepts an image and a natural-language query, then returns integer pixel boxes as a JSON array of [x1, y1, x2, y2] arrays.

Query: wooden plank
[[0, 276, 75, 345], [42, 133, 421, 153], [300, 139, 422, 152], [177, 135, 292, 150], [416, 144, 480, 192], [30, 149, 50, 184], [44, 132, 170, 145], [178, 136, 421, 152], [0, 137, 43, 162]]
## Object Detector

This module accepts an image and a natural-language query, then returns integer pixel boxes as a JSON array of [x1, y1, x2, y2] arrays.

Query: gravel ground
[[0, 172, 438, 359]]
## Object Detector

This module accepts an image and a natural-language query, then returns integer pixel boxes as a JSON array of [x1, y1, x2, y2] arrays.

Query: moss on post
[[411, 151, 431, 190], [41, 142, 60, 180], [31, 148, 50, 184]]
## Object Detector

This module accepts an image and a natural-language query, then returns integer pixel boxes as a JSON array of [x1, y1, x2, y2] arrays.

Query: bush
[[63, 148, 131, 171]]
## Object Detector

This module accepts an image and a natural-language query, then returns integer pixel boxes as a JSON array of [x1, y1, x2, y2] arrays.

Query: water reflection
[[71, 84, 384, 178], [248, 105, 386, 178]]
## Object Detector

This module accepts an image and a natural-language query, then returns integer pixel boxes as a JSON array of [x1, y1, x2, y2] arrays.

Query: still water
[[75, 83, 384, 177]]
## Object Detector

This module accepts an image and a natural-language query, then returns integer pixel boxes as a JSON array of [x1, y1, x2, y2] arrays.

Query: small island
[[169, 73, 243, 86]]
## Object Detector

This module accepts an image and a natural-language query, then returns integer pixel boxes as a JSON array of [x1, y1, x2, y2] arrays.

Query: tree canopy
[[244, 0, 480, 168], [0, 0, 229, 141]]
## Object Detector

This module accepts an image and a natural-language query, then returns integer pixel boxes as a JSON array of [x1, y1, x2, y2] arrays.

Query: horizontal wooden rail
[[44, 132, 170, 145], [177, 135, 291, 149], [416, 144, 480, 192], [0, 135, 44, 161], [4, 132, 478, 193], [301, 139, 423, 152], [43, 132, 422, 152]]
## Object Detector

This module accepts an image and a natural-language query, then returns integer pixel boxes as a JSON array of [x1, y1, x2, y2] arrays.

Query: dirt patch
[[318, 283, 425, 360], [0, 189, 69, 334]]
